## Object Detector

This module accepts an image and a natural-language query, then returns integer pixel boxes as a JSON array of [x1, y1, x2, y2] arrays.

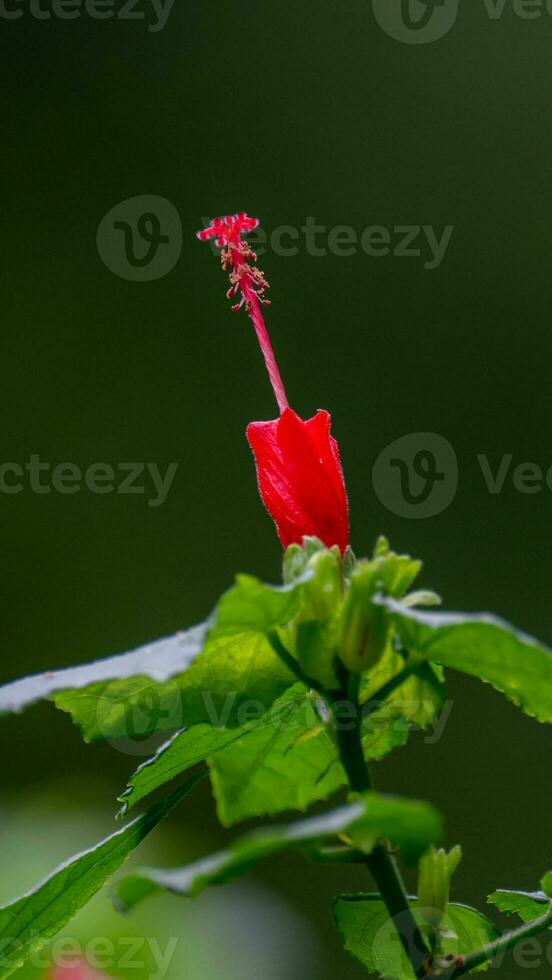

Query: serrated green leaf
[[333, 895, 499, 979], [122, 687, 426, 823], [122, 665, 428, 819], [208, 684, 345, 825], [0, 571, 307, 743], [347, 795, 442, 864], [114, 793, 441, 913], [0, 776, 204, 980], [207, 643, 444, 827], [119, 724, 246, 814], [361, 644, 445, 734], [382, 599, 552, 724], [215, 572, 309, 630], [488, 889, 551, 923], [0, 624, 207, 717], [55, 628, 295, 742], [55, 567, 308, 742]]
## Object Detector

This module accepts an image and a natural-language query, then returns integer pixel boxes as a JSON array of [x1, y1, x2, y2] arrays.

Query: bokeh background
[[2, 1, 552, 977]]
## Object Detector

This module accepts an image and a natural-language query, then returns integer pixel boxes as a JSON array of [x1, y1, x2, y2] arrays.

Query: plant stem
[[443, 905, 552, 978], [362, 659, 428, 718], [270, 630, 552, 977], [268, 630, 423, 707], [331, 692, 431, 979], [269, 633, 433, 976], [267, 630, 328, 697]]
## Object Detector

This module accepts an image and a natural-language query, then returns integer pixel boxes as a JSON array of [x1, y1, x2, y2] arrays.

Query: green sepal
[[282, 536, 328, 585]]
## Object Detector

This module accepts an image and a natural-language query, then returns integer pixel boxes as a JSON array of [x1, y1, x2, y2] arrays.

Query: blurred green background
[[2, 1, 552, 977]]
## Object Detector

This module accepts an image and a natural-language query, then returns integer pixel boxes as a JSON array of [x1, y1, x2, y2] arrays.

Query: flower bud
[[302, 549, 342, 621], [290, 545, 343, 690], [418, 845, 462, 929], [338, 562, 389, 674]]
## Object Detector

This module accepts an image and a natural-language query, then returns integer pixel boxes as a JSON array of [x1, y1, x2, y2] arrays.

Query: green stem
[[269, 630, 421, 707], [331, 691, 431, 979], [269, 633, 433, 976], [362, 659, 423, 717], [267, 630, 328, 697], [443, 905, 552, 978]]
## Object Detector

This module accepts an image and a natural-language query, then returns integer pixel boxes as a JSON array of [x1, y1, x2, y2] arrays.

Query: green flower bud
[[302, 549, 342, 621], [282, 536, 327, 585], [292, 548, 343, 690], [338, 562, 390, 673], [418, 845, 462, 929]]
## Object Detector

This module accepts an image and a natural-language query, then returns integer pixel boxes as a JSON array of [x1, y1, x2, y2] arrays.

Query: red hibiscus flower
[[197, 213, 349, 553]]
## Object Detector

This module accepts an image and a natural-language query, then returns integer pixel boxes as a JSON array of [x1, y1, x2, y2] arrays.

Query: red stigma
[[197, 212, 288, 413]]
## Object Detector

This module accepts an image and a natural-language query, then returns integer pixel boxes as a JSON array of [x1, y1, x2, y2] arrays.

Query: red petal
[[246, 408, 349, 552]]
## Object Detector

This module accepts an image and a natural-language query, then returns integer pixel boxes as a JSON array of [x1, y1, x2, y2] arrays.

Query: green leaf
[[113, 793, 442, 913], [0, 775, 204, 980], [487, 889, 551, 923], [0, 624, 207, 717], [54, 628, 295, 742], [208, 638, 445, 827], [208, 684, 345, 825], [119, 723, 246, 814], [541, 873, 552, 898], [122, 660, 436, 822], [333, 895, 499, 979], [345, 795, 442, 864], [55, 600, 302, 743], [382, 599, 552, 724], [215, 572, 309, 630], [361, 644, 445, 736], [0, 571, 308, 742]]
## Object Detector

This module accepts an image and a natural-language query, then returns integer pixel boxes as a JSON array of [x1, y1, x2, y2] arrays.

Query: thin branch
[[330, 688, 432, 979], [267, 630, 329, 698], [443, 904, 552, 978], [361, 658, 422, 718]]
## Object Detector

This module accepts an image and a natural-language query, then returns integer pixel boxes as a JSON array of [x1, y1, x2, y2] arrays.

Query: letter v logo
[[372, 0, 458, 44]]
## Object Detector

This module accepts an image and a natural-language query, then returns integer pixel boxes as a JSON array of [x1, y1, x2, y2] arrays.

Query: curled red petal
[[246, 408, 349, 553]]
